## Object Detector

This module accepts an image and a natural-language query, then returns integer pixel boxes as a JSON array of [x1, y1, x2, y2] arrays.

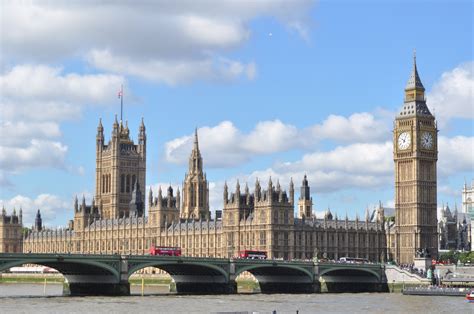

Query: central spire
[[405, 49, 425, 92], [193, 127, 200, 153], [398, 51, 432, 118], [189, 128, 203, 174]]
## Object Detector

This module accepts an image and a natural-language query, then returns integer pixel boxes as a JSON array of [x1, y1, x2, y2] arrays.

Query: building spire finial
[[194, 127, 199, 150]]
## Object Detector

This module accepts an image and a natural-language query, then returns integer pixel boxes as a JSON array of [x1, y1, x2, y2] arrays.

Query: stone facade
[[438, 204, 470, 251], [0, 208, 23, 253], [462, 181, 474, 250], [3, 57, 439, 264], [95, 117, 146, 219], [11, 120, 387, 261], [387, 54, 439, 264]]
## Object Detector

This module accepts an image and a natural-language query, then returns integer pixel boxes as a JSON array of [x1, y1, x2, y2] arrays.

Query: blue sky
[[1, 1, 473, 227]]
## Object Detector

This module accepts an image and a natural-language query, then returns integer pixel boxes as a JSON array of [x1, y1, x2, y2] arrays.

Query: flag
[[118, 90, 122, 99]]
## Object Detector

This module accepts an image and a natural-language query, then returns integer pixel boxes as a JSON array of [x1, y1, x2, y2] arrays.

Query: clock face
[[398, 132, 411, 150], [421, 132, 433, 149]]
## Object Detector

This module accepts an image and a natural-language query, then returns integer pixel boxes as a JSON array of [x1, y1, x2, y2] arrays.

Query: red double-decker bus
[[149, 245, 182, 256], [239, 250, 267, 259]]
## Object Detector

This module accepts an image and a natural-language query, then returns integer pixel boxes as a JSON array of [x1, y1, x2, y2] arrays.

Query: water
[[0, 284, 471, 313]]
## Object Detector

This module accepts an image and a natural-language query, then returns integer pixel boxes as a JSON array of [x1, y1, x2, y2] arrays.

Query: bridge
[[0, 253, 388, 296]]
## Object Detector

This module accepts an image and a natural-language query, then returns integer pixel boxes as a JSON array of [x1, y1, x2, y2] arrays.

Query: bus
[[149, 245, 182, 256], [239, 250, 267, 260], [339, 257, 369, 264]]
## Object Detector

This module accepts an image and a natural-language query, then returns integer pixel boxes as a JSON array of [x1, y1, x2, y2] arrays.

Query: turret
[[324, 207, 333, 220], [167, 186, 173, 208], [255, 178, 261, 201], [148, 187, 153, 207], [139, 117, 146, 147], [158, 186, 163, 207], [129, 181, 144, 217], [223, 181, 228, 204], [289, 178, 294, 205], [74, 195, 79, 212], [176, 187, 181, 210], [112, 114, 119, 137], [96, 118, 104, 147], [19, 207, 22, 224], [35, 209, 42, 231]]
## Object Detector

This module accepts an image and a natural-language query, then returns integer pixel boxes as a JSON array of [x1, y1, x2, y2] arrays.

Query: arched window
[[102, 175, 105, 193], [126, 174, 130, 193], [190, 185, 194, 207], [121, 174, 125, 193], [132, 175, 136, 189]]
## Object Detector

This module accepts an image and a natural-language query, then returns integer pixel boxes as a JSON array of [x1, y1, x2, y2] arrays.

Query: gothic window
[[284, 211, 289, 223], [190, 185, 195, 207], [273, 212, 278, 224], [102, 175, 105, 193], [199, 185, 204, 206], [126, 174, 130, 193], [121, 175, 125, 193]]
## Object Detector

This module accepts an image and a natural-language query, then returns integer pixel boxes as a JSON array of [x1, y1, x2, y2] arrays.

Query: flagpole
[[120, 84, 123, 122]]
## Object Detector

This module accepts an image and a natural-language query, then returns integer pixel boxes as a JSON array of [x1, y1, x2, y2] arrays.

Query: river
[[0, 283, 470, 313]]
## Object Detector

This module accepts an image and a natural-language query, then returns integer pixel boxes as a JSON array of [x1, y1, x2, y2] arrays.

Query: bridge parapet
[[0, 254, 388, 295]]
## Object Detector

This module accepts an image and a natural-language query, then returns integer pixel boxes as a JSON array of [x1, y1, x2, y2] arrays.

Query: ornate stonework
[[389, 53, 438, 264]]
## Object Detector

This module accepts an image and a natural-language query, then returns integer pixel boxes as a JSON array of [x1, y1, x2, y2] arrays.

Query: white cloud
[[165, 120, 301, 167], [0, 194, 70, 227], [438, 135, 474, 177], [0, 65, 125, 185], [165, 111, 391, 168], [0, 65, 124, 122], [428, 61, 474, 126], [3, 1, 314, 84], [0, 139, 68, 173], [0, 121, 61, 147], [311, 112, 390, 143], [87, 50, 257, 85]]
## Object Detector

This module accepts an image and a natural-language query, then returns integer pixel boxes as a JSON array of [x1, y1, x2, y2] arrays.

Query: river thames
[[0, 283, 471, 313]]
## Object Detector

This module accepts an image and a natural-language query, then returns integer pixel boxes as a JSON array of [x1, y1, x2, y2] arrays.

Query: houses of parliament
[[0, 56, 438, 264]]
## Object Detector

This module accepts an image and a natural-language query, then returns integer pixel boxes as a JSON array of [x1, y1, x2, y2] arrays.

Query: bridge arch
[[128, 260, 231, 294], [319, 267, 381, 281], [235, 263, 313, 281], [318, 266, 386, 293], [0, 257, 120, 279], [234, 263, 316, 294]]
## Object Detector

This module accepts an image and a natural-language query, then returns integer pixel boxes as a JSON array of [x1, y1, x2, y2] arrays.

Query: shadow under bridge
[[234, 261, 318, 293], [0, 254, 125, 296], [318, 265, 388, 293], [127, 257, 233, 294]]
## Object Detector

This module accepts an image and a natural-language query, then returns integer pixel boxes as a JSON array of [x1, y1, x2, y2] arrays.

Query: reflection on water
[[0, 284, 471, 313]]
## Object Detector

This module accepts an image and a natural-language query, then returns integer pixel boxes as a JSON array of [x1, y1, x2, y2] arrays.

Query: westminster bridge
[[0, 253, 388, 296]]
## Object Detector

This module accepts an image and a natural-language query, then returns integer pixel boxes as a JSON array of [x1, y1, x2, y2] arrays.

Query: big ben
[[393, 53, 438, 264]]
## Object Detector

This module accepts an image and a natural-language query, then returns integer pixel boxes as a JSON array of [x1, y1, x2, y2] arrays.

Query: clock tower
[[393, 53, 438, 264]]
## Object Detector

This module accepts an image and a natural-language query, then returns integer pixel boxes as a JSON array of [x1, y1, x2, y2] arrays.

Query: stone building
[[2, 56, 438, 264], [0, 208, 23, 253], [5, 117, 387, 261], [387, 53, 439, 264], [462, 181, 474, 250], [438, 204, 470, 251]]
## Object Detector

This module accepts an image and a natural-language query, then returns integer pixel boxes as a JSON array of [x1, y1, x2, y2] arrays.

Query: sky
[[0, 0, 473, 228]]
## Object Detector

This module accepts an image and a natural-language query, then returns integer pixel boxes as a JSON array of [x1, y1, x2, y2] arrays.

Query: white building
[[462, 181, 474, 250]]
